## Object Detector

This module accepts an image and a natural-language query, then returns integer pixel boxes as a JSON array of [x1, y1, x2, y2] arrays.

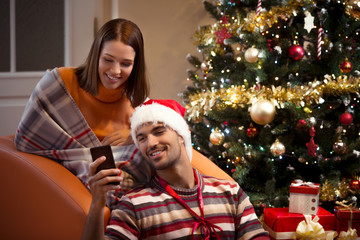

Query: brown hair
[[76, 18, 149, 107]]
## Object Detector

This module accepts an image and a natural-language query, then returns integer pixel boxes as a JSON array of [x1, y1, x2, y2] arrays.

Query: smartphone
[[90, 145, 119, 185]]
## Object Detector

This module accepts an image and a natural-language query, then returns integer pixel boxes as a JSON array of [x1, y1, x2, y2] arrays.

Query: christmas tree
[[181, 0, 360, 214]]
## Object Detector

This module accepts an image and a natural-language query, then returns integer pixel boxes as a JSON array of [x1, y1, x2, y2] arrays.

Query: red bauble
[[247, 125, 258, 137], [350, 179, 360, 191], [340, 112, 353, 125], [340, 59, 352, 73], [288, 45, 304, 60], [297, 119, 307, 131]]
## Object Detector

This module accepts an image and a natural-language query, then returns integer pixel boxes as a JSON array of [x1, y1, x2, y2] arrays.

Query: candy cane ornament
[[317, 26, 324, 60], [256, 0, 262, 15]]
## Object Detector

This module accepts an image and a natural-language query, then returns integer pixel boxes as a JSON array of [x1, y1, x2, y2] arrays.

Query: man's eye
[[154, 129, 165, 135], [137, 136, 145, 142]]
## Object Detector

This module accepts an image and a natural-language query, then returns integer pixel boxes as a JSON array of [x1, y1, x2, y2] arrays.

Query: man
[[82, 99, 270, 240]]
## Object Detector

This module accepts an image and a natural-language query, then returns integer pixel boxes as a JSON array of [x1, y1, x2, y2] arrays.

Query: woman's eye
[[104, 58, 113, 63], [122, 62, 132, 67]]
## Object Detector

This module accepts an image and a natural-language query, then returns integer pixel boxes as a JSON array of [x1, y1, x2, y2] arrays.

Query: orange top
[[58, 67, 134, 141]]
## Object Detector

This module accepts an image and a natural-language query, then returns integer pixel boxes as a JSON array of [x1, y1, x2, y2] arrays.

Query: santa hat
[[130, 99, 192, 161]]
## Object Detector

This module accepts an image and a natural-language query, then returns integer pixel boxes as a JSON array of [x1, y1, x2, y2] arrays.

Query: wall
[[0, 0, 101, 136], [113, 0, 214, 103], [0, 0, 214, 136]]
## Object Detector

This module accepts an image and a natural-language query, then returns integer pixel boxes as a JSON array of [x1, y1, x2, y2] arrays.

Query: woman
[[14, 18, 153, 209]]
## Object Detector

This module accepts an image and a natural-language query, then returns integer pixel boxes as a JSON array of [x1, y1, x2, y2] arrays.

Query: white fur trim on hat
[[130, 102, 192, 161]]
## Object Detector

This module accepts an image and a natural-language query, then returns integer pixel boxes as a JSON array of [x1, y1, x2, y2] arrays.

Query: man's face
[[135, 123, 184, 170]]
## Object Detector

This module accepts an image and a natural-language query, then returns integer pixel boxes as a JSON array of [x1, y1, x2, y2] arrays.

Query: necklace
[[156, 169, 223, 240]]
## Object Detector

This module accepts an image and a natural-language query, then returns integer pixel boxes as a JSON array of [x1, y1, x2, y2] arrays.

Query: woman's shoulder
[[57, 67, 77, 79], [56, 67, 79, 92]]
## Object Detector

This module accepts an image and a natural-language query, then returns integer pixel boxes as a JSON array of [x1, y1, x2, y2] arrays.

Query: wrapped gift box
[[289, 180, 320, 215], [334, 206, 360, 233], [263, 207, 336, 240]]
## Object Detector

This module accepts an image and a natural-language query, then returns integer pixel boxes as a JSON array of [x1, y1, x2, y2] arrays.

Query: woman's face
[[98, 40, 136, 90]]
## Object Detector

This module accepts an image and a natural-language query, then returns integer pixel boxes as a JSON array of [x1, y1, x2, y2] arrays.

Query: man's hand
[[102, 130, 134, 146], [88, 156, 122, 206], [81, 157, 122, 240]]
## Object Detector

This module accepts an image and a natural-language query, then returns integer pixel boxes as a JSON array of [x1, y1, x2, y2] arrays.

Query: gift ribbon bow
[[338, 228, 357, 240], [291, 179, 317, 188], [336, 200, 357, 229], [336, 200, 358, 239], [296, 215, 337, 240]]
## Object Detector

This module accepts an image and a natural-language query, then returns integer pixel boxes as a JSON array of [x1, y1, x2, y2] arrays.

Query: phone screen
[[90, 145, 119, 185]]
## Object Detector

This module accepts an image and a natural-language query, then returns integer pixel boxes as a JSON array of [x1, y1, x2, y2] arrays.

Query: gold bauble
[[333, 139, 347, 154], [244, 47, 259, 63], [250, 99, 276, 125], [346, 0, 360, 20], [210, 128, 225, 145], [270, 139, 286, 157], [303, 107, 312, 113], [200, 61, 210, 73]]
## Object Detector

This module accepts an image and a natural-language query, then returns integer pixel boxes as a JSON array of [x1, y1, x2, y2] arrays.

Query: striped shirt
[[105, 169, 269, 239]]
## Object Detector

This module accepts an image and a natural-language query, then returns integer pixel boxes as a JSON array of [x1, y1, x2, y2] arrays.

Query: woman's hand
[[87, 156, 122, 206], [102, 130, 134, 146]]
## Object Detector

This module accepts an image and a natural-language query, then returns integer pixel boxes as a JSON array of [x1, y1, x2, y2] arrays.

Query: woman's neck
[[95, 82, 125, 103]]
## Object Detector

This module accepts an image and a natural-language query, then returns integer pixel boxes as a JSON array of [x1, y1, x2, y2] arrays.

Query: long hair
[[76, 18, 149, 107]]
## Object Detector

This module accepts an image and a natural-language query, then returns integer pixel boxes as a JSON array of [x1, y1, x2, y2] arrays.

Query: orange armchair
[[0, 135, 233, 240]]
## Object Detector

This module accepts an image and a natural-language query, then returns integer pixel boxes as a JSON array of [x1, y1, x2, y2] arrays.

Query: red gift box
[[334, 206, 360, 233], [289, 181, 320, 215], [263, 207, 336, 240]]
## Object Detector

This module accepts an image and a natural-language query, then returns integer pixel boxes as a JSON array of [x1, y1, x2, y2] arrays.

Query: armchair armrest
[[0, 135, 110, 240], [191, 149, 234, 181], [0, 134, 232, 240]]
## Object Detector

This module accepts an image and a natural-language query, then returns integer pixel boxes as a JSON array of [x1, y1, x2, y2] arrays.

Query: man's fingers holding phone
[[89, 156, 106, 176], [90, 156, 122, 184], [90, 145, 121, 185]]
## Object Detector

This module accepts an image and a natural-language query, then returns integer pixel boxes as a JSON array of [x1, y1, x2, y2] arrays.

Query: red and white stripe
[[256, 0, 262, 15], [317, 26, 324, 60]]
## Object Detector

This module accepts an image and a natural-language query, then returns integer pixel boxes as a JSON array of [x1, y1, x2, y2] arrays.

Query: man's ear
[[178, 135, 185, 144]]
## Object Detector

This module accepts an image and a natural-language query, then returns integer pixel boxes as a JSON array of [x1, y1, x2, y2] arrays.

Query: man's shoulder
[[201, 174, 242, 195], [201, 174, 239, 186]]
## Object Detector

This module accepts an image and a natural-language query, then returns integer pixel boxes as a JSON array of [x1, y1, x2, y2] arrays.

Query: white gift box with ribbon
[[289, 179, 320, 215]]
